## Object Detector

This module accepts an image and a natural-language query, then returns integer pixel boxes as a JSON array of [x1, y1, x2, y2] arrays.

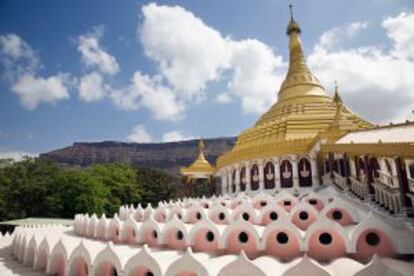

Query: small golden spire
[[198, 138, 205, 152], [287, 4, 301, 35], [333, 80, 343, 104]]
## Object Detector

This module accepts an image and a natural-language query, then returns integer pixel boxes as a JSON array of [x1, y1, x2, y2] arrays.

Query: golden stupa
[[217, 10, 372, 169], [181, 139, 215, 176]]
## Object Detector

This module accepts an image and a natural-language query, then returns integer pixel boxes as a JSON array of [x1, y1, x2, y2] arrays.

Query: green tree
[[88, 164, 142, 216], [135, 167, 177, 206]]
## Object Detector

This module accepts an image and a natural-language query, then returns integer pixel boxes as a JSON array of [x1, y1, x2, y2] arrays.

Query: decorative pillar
[[364, 155, 375, 198], [235, 165, 241, 193], [349, 156, 356, 178], [292, 155, 299, 191], [258, 160, 265, 191], [274, 157, 281, 191], [245, 162, 251, 192], [228, 169, 233, 194], [395, 157, 413, 212], [343, 153, 351, 186], [221, 170, 227, 195], [310, 155, 319, 188]]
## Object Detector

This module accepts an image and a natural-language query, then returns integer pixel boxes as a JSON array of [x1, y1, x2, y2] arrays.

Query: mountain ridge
[[40, 137, 236, 175]]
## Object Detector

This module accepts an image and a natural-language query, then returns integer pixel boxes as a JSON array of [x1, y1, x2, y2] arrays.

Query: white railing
[[372, 180, 402, 214], [377, 170, 394, 187], [333, 171, 348, 191], [349, 177, 369, 200]]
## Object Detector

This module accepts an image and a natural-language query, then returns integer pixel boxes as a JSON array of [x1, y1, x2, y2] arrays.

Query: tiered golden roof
[[217, 11, 373, 169], [181, 139, 215, 176]]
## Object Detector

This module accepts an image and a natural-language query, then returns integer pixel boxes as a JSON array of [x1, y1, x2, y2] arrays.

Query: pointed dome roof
[[216, 9, 372, 169], [181, 139, 215, 175]]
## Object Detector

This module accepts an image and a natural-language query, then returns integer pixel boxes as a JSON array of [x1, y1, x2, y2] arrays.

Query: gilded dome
[[217, 17, 372, 169]]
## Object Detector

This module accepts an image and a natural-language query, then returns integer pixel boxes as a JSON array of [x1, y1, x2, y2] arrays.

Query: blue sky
[[0, 0, 413, 157]]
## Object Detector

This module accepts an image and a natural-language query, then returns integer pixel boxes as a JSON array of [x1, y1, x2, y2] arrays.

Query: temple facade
[[215, 11, 414, 222], [1, 7, 414, 276]]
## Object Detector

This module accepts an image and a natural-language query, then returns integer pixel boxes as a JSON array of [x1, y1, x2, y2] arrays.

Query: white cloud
[[0, 150, 37, 161], [140, 3, 230, 99], [316, 21, 369, 51], [0, 34, 72, 110], [309, 13, 414, 123], [127, 124, 152, 143], [382, 12, 414, 59], [78, 72, 107, 102], [226, 39, 283, 113], [216, 93, 232, 104], [78, 26, 120, 75], [138, 3, 282, 114], [110, 72, 185, 121], [0, 33, 40, 82], [11, 73, 70, 110], [161, 131, 196, 142]]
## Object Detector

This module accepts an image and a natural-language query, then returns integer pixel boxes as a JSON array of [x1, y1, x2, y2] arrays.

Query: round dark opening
[[284, 200, 291, 206], [205, 231, 215, 242], [269, 212, 278, 221], [204, 204, 209, 208], [110, 267, 118, 276], [309, 199, 317, 205], [218, 212, 225, 221], [176, 230, 184, 240], [146, 271, 154, 276], [276, 232, 289, 244], [242, 212, 250, 221], [365, 232, 380, 246], [196, 212, 202, 220], [177, 214, 182, 220], [221, 202, 226, 207], [319, 233, 332, 245], [152, 230, 158, 239], [332, 210, 343, 220], [299, 211, 309, 220], [238, 232, 249, 243], [260, 201, 267, 207]]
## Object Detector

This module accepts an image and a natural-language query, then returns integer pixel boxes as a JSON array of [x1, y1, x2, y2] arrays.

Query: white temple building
[[1, 7, 414, 276]]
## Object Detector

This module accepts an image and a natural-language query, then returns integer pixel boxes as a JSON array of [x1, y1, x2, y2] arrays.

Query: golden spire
[[278, 5, 325, 102], [333, 80, 343, 104], [180, 139, 214, 175]]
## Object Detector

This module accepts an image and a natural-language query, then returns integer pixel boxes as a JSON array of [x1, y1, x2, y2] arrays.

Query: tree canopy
[[0, 158, 177, 221]]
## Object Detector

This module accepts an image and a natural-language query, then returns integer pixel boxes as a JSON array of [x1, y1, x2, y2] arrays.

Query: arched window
[[250, 164, 259, 190], [240, 167, 246, 191], [339, 159, 346, 177], [409, 163, 414, 179], [298, 158, 312, 187], [264, 161, 275, 189], [280, 160, 293, 188], [370, 157, 380, 178]]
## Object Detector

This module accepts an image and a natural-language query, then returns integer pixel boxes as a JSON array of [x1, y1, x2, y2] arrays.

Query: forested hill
[[39, 137, 236, 175]]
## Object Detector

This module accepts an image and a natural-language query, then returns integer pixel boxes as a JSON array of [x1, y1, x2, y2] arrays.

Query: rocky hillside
[[40, 137, 236, 175]]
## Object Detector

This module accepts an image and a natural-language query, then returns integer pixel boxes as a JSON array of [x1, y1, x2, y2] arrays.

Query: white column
[[350, 158, 357, 177], [221, 170, 228, 195], [235, 165, 241, 193], [259, 160, 265, 191], [245, 162, 251, 192], [228, 168, 233, 193], [310, 155, 319, 188], [274, 158, 281, 191], [292, 155, 299, 191]]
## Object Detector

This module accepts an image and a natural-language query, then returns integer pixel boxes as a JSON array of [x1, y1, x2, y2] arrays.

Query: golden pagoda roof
[[217, 10, 373, 169], [181, 139, 215, 176]]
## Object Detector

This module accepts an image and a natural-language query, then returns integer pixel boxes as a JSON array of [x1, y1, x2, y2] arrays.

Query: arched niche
[[280, 159, 293, 188], [298, 157, 312, 187], [250, 164, 259, 191], [264, 161, 275, 190]]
